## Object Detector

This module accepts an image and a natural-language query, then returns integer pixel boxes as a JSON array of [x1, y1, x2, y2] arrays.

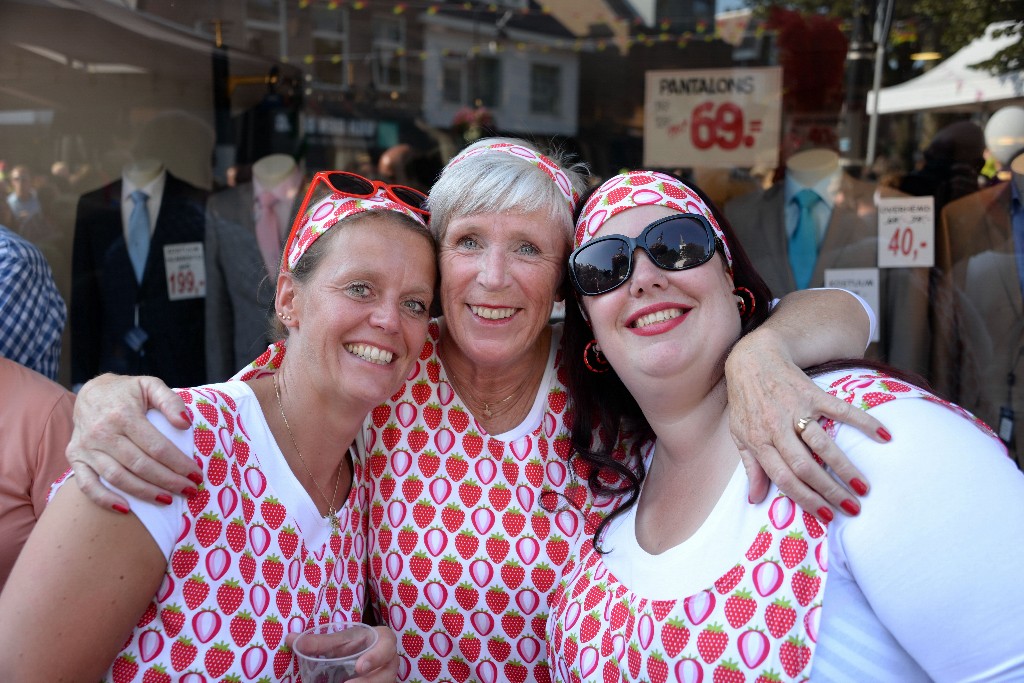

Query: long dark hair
[[563, 173, 774, 550]]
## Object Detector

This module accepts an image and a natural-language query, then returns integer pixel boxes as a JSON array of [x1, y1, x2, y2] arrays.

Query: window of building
[[442, 58, 466, 104], [310, 6, 348, 89], [373, 16, 406, 91], [530, 63, 560, 115], [245, 0, 285, 57], [475, 56, 502, 108]]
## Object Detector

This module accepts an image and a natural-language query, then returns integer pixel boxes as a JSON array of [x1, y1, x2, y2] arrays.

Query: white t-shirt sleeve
[[102, 409, 191, 560], [828, 398, 1024, 681]]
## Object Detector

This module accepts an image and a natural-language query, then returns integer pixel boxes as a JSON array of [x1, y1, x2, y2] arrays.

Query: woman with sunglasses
[[549, 170, 1024, 682], [64, 139, 885, 683], [0, 178, 437, 682]]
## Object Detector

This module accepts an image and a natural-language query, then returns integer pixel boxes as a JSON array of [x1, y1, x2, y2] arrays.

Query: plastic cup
[[292, 622, 379, 683]]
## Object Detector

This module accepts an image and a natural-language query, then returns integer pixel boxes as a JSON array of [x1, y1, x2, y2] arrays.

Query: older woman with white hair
[[63, 138, 885, 683]]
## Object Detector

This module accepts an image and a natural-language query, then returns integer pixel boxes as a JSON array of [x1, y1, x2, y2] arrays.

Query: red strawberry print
[[196, 400, 219, 426], [204, 641, 235, 678], [531, 562, 556, 593], [419, 449, 441, 477], [449, 407, 471, 434], [195, 512, 222, 547], [791, 566, 821, 606], [802, 511, 825, 538], [486, 585, 510, 613], [779, 635, 811, 676], [455, 582, 479, 611], [194, 425, 216, 457], [419, 653, 442, 680], [216, 578, 244, 614], [488, 635, 512, 662], [646, 651, 668, 683], [661, 616, 691, 657], [459, 480, 482, 507], [207, 452, 228, 486], [712, 659, 745, 683], [371, 404, 391, 428], [141, 664, 171, 683], [765, 597, 797, 638], [779, 531, 808, 568], [402, 629, 424, 657], [182, 575, 209, 610], [169, 636, 197, 671], [411, 379, 431, 404], [225, 517, 247, 552], [171, 544, 199, 578], [382, 422, 402, 450], [724, 589, 756, 628], [861, 391, 896, 408], [260, 496, 286, 529], [160, 604, 185, 638], [408, 426, 429, 453], [697, 622, 729, 663], [715, 563, 745, 594], [505, 659, 528, 683], [460, 632, 482, 662], [547, 387, 567, 414], [755, 670, 783, 683], [413, 499, 436, 527], [531, 511, 551, 539], [262, 614, 284, 650], [229, 610, 256, 647], [745, 526, 772, 561], [439, 555, 463, 585]]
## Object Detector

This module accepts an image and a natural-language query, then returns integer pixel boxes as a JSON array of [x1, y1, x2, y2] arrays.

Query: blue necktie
[[789, 188, 821, 290], [127, 190, 151, 284]]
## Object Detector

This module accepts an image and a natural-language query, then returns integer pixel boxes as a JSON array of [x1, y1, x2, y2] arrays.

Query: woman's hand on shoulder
[[67, 373, 200, 511], [725, 326, 891, 520]]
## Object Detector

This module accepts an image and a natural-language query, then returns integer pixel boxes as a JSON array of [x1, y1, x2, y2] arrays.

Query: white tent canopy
[[867, 22, 1024, 114]]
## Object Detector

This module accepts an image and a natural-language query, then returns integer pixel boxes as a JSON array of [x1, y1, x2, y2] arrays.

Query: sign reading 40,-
[[876, 196, 934, 268], [644, 67, 782, 169]]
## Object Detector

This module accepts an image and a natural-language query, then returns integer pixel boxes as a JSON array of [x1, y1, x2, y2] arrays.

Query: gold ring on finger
[[795, 416, 815, 435]]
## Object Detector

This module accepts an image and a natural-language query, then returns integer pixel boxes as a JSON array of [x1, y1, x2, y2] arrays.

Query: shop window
[[373, 16, 406, 91], [530, 63, 560, 115]]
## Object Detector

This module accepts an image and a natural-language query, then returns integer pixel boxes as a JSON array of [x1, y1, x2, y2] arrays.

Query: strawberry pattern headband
[[283, 190, 427, 273], [448, 141, 581, 213], [574, 170, 733, 267]]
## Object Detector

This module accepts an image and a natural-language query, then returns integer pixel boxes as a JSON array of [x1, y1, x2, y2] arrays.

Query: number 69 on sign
[[876, 196, 934, 269]]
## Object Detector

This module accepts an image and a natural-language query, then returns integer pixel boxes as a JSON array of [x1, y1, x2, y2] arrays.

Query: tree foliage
[[744, 0, 1023, 75]]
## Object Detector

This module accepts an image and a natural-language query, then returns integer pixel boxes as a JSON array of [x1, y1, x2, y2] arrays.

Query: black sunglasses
[[569, 214, 717, 296]]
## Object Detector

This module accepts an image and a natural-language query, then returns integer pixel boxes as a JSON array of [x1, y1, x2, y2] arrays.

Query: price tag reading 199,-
[[163, 242, 207, 301], [876, 196, 934, 268]]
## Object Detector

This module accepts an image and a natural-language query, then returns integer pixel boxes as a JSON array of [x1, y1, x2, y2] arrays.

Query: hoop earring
[[733, 287, 755, 320], [583, 340, 610, 374]]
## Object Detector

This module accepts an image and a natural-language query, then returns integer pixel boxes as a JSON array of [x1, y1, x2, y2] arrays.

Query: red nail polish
[[156, 493, 174, 505], [841, 499, 861, 516], [816, 506, 834, 523], [850, 478, 869, 496], [182, 486, 198, 498], [180, 411, 193, 424], [112, 503, 130, 515], [187, 472, 204, 485], [877, 427, 892, 442]]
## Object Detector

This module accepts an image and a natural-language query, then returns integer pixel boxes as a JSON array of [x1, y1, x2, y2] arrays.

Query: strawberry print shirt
[[364, 321, 613, 683], [548, 369, 1024, 683], [232, 321, 617, 683], [55, 381, 368, 683]]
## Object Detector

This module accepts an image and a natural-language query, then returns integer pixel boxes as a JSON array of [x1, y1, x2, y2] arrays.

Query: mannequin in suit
[[71, 159, 208, 389], [204, 153, 302, 381], [725, 148, 930, 375], [932, 110, 1024, 466]]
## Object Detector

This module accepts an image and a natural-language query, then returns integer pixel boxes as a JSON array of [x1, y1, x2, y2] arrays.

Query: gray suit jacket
[[204, 183, 279, 382], [931, 182, 1022, 463], [724, 175, 930, 376]]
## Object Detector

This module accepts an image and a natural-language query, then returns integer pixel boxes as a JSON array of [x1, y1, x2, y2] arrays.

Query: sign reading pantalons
[[644, 67, 783, 169]]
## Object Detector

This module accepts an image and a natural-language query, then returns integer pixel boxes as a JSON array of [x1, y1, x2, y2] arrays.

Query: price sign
[[644, 67, 782, 169], [164, 242, 207, 301], [876, 196, 934, 268], [824, 268, 880, 343]]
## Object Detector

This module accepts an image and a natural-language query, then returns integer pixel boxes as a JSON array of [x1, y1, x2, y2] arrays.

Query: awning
[[867, 22, 1024, 114]]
